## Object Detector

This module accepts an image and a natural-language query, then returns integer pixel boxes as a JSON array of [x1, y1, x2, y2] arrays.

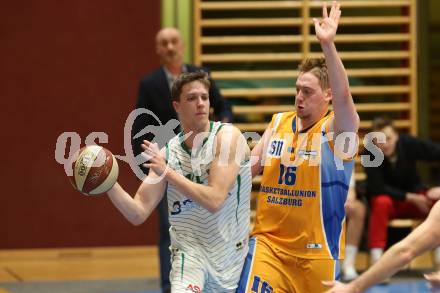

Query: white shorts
[[168, 225, 248, 293], [169, 246, 245, 293]]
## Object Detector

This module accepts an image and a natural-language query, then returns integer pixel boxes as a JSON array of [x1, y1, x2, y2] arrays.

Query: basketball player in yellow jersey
[[237, 2, 360, 292]]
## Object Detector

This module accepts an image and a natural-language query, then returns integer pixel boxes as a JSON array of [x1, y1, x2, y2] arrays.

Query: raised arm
[[144, 125, 249, 213], [313, 1, 359, 135], [107, 169, 167, 226]]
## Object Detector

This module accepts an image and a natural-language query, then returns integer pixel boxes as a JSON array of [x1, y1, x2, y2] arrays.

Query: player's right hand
[[322, 280, 359, 293], [142, 140, 167, 176], [313, 1, 341, 44], [425, 271, 440, 291]]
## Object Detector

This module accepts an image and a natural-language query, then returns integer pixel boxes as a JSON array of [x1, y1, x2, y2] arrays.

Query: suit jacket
[[131, 64, 232, 172]]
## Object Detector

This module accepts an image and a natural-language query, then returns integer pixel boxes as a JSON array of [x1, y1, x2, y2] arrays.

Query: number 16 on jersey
[[278, 164, 297, 186]]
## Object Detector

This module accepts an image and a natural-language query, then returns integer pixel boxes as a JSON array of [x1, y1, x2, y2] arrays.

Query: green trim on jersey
[[178, 121, 214, 156], [194, 121, 215, 158], [178, 133, 192, 156], [165, 143, 169, 163], [235, 174, 241, 224], [215, 122, 226, 135], [180, 252, 185, 281]]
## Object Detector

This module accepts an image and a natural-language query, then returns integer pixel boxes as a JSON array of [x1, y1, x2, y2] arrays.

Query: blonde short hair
[[298, 57, 329, 90]]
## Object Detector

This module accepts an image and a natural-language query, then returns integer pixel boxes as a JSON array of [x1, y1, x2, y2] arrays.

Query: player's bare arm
[[314, 1, 359, 135], [107, 170, 166, 226], [145, 125, 248, 213], [324, 201, 440, 293]]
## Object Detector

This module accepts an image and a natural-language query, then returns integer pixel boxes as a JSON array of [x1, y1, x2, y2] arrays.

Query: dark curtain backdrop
[[0, 0, 161, 248]]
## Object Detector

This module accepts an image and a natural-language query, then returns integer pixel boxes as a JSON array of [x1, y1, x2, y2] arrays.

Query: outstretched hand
[[425, 271, 440, 290], [142, 140, 168, 176], [427, 187, 440, 201], [322, 280, 358, 293], [313, 1, 341, 44]]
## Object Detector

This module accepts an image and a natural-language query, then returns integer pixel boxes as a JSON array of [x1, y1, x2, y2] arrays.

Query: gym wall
[[0, 0, 161, 248]]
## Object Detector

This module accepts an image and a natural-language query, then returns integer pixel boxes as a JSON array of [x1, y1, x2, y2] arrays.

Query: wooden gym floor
[[0, 246, 436, 293], [0, 246, 159, 282], [0, 246, 161, 293]]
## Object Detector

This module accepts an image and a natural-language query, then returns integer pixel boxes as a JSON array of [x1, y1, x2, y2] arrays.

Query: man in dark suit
[[131, 27, 232, 293]]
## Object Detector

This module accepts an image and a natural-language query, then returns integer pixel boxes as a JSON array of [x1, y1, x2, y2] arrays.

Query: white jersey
[[166, 121, 251, 278]]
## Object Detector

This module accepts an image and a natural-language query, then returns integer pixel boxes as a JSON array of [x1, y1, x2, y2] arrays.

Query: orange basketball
[[69, 145, 118, 195]]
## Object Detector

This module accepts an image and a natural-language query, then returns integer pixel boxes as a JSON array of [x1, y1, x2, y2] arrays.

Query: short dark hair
[[298, 57, 329, 90], [171, 71, 211, 101], [372, 116, 394, 131]]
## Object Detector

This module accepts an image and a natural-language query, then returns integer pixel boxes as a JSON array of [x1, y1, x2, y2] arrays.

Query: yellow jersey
[[252, 111, 355, 260]]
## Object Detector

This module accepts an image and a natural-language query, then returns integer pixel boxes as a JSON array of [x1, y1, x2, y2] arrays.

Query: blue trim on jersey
[[237, 237, 256, 293], [321, 181, 349, 191], [292, 116, 297, 133], [335, 260, 341, 281], [320, 138, 354, 260]]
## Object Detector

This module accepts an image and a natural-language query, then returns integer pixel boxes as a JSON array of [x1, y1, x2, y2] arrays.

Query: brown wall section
[[0, 0, 161, 248]]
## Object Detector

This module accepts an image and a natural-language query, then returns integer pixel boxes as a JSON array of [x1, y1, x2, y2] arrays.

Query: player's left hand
[[427, 187, 440, 201], [322, 280, 358, 293], [425, 271, 440, 290], [142, 140, 167, 176], [313, 1, 341, 44]]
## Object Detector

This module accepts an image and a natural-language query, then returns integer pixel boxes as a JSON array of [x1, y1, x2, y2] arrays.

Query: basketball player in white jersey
[[107, 71, 251, 292]]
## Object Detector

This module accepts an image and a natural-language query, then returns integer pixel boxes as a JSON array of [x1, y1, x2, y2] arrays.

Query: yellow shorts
[[237, 236, 341, 293]]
